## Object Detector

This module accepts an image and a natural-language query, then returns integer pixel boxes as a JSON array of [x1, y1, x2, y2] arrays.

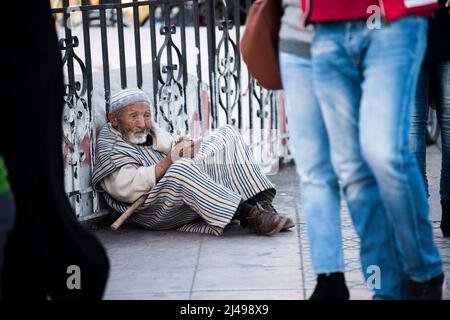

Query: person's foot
[[244, 203, 287, 236], [257, 200, 295, 231], [282, 217, 295, 230], [309, 272, 350, 300], [440, 200, 450, 237], [405, 273, 444, 300]]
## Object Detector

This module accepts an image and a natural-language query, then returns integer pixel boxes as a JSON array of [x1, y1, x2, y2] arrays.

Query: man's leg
[[312, 21, 405, 299], [408, 63, 430, 194], [280, 51, 348, 299], [434, 61, 450, 236], [135, 157, 242, 232], [196, 125, 296, 231], [359, 17, 442, 285], [194, 125, 276, 201], [132, 158, 286, 236]]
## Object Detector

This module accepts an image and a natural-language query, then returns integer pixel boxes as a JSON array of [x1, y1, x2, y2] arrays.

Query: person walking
[[304, 0, 444, 299], [278, 0, 349, 299], [409, 0, 450, 237]]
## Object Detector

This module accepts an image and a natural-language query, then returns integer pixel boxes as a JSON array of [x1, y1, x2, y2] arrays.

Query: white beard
[[126, 131, 149, 144], [118, 125, 151, 145]]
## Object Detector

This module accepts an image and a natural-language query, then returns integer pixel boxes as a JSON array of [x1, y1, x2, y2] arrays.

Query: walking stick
[[110, 194, 147, 230]]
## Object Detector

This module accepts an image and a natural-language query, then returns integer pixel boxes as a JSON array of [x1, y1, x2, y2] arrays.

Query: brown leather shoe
[[245, 203, 287, 236], [282, 217, 295, 230], [258, 200, 295, 231]]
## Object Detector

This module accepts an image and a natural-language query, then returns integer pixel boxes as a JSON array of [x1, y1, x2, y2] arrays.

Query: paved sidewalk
[[93, 145, 450, 300]]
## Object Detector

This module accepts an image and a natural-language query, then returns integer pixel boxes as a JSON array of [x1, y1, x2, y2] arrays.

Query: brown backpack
[[241, 0, 283, 90]]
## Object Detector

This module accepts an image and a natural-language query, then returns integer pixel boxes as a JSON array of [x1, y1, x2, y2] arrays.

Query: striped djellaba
[[92, 124, 276, 236]]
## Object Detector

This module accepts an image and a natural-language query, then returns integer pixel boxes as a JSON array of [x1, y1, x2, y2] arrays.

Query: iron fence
[[51, 0, 290, 220]]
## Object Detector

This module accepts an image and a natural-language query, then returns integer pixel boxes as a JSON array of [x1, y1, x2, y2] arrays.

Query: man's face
[[109, 102, 153, 144]]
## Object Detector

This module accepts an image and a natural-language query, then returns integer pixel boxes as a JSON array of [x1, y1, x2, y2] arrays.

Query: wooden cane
[[110, 194, 147, 230]]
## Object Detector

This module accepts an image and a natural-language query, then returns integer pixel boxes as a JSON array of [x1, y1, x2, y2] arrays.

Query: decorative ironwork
[[60, 34, 98, 218], [252, 79, 280, 173], [216, 18, 240, 126], [155, 24, 187, 134], [50, 0, 284, 221]]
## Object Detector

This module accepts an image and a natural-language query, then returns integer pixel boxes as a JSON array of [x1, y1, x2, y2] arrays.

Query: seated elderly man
[[92, 88, 294, 236]]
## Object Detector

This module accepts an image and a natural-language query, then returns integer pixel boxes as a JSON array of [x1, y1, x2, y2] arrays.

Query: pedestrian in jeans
[[0, 156, 15, 299], [279, 0, 349, 299], [409, 0, 450, 237], [303, 0, 444, 299]]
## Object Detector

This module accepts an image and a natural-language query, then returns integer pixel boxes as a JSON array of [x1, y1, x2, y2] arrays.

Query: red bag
[[241, 0, 283, 90]]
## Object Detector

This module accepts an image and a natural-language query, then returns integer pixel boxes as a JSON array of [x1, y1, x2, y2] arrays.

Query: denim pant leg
[[312, 22, 406, 299], [434, 61, 450, 200], [409, 63, 430, 194], [359, 17, 442, 282], [279, 52, 344, 274]]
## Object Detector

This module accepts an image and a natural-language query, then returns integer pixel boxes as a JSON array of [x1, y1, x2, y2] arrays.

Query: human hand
[[174, 135, 190, 145], [172, 136, 202, 160], [446, 0, 450, 14]]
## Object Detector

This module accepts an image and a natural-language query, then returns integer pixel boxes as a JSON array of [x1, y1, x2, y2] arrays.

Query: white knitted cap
[[109, 88, 151, 113]]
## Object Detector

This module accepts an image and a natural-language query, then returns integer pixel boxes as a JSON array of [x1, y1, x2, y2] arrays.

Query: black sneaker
[[405, 273, 444, 300], [309, 272, 350, 300]]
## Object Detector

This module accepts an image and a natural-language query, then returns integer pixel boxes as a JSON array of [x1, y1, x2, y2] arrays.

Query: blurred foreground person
[[1, 0, 109, 299], [0, 156, 14, 300]]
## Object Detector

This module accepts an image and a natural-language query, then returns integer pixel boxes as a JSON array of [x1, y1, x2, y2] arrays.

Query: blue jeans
[[410, 61, 450, 201], [311, 17, 442, 298], [279, 51, 344, 274]]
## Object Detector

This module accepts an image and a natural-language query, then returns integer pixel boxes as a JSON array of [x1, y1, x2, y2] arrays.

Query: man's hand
[[172, 136, 202, 160], [154, 136, 202, 183], [446, 0, 450, 14]]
